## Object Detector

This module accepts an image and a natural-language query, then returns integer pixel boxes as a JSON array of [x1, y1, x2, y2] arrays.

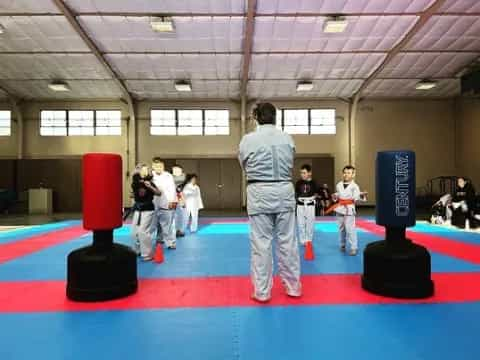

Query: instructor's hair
[[253, 102, 276, 125], [343, 165, 356, 172], [301, 164, 312, 172]]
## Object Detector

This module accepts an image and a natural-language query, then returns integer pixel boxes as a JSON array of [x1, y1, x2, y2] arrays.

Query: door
[[312, 157, 334, 191], [219, 159, 242, 209], [198, 159, 222, 209]]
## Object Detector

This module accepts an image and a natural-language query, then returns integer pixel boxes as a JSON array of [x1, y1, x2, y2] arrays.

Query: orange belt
[[325, 199, 355, 215]]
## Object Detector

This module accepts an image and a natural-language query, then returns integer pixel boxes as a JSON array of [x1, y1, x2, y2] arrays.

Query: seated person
[[451, 177, 476, 229], [431, 194, 452, 225]]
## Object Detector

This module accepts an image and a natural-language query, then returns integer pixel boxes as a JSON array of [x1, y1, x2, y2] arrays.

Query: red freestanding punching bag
[[66, 153, 138, 302], [83, 153, 123, 231]]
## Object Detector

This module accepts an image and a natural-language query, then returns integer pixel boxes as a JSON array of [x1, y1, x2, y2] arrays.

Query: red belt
[[325, 199, 355, 215]]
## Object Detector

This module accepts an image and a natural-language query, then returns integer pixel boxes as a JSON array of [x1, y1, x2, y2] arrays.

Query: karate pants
[[175, 206, 187, 233], [337, 214, 358, 251], [296, 204, 315, 245], [131, 210, 155, 257], [155, 208, 176, 247], [249, 211, 302, 300], [186, 205, 199, 232]]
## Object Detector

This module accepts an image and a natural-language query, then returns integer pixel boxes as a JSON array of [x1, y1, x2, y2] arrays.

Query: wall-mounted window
[[40, 110, 67, 136], [68, 110, 94, 136], [0, 110, 11, 136], [276, 108, 336, 135], [40, 110, 122, 136], [150, 109, 230, 136], [205, 110, 230, 135], [96, 111, 122, 135]]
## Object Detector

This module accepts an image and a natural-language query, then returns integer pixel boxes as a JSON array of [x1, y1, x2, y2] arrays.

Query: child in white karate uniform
[[182, 174, 204, 233], [332, 165, 367, 256]]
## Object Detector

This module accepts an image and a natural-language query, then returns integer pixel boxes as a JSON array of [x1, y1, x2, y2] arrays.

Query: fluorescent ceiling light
[[296, 81, 314, 92], [175, 81, 192, 92], [0, 24, 5, 34], [48, 82, 70, 92], [415, 80, 437, 90], [150, 17, 175, 32], [323, 16, 348, 33]]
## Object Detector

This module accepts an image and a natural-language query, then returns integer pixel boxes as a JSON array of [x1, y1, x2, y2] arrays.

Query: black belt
[[247, 180, 290, 185], [297, 201, 315, 206]]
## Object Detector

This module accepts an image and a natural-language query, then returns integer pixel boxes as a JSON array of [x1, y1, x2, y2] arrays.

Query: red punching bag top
[[83, 153, 123, 231]]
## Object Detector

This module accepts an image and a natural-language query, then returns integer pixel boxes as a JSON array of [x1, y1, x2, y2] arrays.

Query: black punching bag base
[[66, 231, 138, 302], [362, 235, 434, 299]]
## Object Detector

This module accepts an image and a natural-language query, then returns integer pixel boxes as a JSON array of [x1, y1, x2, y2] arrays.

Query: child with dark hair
[[131, 164, 161, 261], [451, 177, 477, 229], [295, 164, 318, 246], [331, 165, 367, 256], [183, 174, 204, 233]]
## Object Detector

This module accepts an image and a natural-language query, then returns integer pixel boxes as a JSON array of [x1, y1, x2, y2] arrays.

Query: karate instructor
[[238, 102, 302, 302]]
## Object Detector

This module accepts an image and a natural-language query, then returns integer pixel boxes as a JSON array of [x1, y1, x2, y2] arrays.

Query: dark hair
[[185, 173, 198, 183], [343, 165, 356, 172], [253, 102, 276, 125], [172, 164, 183, 170], [152, 157, 164, 164], [300, 164, 312, 172]]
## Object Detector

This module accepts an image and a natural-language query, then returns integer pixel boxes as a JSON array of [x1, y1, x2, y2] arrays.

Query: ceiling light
[[48, 81, 70, 92], [0, 24, 5, 34], [415, 80, 437, 90], [150, 17, 175, 33], [175, 81, 192, 92], [323, 16, 348, 33], [296, 81, 314, 92]]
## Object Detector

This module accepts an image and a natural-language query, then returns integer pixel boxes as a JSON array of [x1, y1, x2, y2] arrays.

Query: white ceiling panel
[[247, 79, 362, 98], [363, 78, 460, 97], [253, 16, 417, 52], [405, 16, 480, 51], [0, 80, 123, 99], [256, 0, 435, 14], [126, 79, 240, 99], [65, 0, 245, 13], [0, 16, 89, 52], [0, 0, 59, 13], [250, 53, 386, 79], [439, 0, 480, 13], [377, 52, 478, 78], [78, 16, 244, 52], [107, 54, 242, 80], [0, 54, 112, 79]]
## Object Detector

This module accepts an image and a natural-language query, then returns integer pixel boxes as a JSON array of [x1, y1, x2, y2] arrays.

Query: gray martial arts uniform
[[238, 124, 302, 301]]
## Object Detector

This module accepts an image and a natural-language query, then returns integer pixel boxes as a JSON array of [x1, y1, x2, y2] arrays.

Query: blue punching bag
[[362, 151, 434, 298]]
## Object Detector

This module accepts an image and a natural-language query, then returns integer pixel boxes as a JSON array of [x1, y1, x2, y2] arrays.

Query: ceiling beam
[[2, 50, 478, 56], [51, 0, 134, 106], [0, 82, 20, 101], [352, 0, 449, 99], [453, 55, 480, 77], [240, 0, 257, 100], [3, 11, 480, 17], [0, 77, 460, 82]]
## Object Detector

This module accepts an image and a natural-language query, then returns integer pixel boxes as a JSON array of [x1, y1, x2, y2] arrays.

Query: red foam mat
[[1, 272, 479, 313], [0, 226, 88, 264], [357, 220, 480, 265]]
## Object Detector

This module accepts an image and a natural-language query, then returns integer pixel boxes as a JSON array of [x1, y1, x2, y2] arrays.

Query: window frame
[[150, 108, 230, 136], [39, 109, 122, 136], [0, 110, 12, 136], [277, 108, 336, 135]]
